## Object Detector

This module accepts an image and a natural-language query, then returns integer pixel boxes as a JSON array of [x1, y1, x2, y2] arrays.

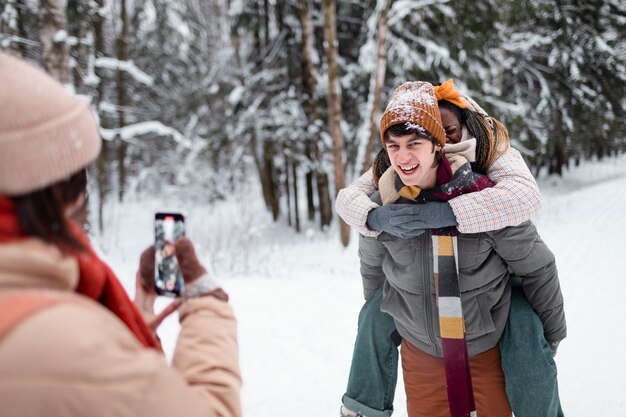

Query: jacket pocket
[[461, 292, 496, 341], [382, 289, 430, 339], [380, 235, 417, 268], [381, 234, 432, 295], [457, 234, 497, 291], [457, 234, 490, 268]]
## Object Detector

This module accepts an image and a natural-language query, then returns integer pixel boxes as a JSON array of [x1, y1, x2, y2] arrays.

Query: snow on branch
[[100, 121, 193, 148], [389, 0, 451, 26], [94, 57, 154, 86]]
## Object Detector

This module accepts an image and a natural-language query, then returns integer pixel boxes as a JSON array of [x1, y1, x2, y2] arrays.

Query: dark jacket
[[359, 192, 566, 357]]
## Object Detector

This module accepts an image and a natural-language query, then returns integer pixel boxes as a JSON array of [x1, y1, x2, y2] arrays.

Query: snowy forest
[[1, 0, 625, 246]]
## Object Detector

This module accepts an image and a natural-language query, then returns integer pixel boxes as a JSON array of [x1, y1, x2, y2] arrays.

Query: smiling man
[[383, 127, 440, 188], [351, 81, 566, 417]]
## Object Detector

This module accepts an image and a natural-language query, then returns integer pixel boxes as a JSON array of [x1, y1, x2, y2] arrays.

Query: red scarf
[[0, 197, 161, 351]]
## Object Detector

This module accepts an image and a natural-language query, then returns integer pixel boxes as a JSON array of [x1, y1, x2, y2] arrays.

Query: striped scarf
[[433, 229, 476, 417], [379, 156, 494, 417]]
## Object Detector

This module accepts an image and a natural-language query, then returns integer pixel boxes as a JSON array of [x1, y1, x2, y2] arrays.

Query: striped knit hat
[[380, 81, 446, 147], [0, 52, 101, 196]]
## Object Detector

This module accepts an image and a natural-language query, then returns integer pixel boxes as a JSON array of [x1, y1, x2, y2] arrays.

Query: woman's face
[[440, 107, 462, 144]]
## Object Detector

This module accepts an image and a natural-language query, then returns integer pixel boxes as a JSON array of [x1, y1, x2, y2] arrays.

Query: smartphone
[[154, 212, 185, 297]]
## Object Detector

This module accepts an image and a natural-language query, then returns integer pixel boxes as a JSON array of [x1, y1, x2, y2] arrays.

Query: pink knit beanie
[[0, 52, 101, 196]]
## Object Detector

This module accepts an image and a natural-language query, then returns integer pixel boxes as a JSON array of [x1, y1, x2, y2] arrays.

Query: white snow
[[228, 85, 245, 106], [100, 121, 193, 148], [96, 153, 626, 417], [52, 29, 67, 43], [94, 57, 154, 86]]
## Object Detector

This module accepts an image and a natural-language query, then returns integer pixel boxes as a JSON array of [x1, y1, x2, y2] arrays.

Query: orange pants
[[401, 340, 512, 417]]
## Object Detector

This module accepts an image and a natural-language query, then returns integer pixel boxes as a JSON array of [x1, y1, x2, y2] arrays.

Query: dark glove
[[173, 237, 208, 283], [174, 238, 229, 301], [139, 238, 207, 284], [138, 245, 156, 290], [366, 201, 458, 239], [548, 340, 560, 357]]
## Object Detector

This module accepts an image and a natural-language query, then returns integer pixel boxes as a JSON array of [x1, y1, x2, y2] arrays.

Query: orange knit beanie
[[0, 52, 101, 196], [379, 81, 446, 147]]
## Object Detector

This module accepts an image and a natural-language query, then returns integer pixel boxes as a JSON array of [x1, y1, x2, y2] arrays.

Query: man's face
[[385, 132, 440, 188], [440, 107, 462, 144]]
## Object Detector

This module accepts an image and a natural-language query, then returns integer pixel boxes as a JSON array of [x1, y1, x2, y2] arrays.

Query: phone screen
[[154, 212, 185, 297]]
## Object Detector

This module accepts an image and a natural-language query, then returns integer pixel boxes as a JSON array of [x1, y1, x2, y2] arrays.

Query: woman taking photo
[[0, 52, 241, 417]]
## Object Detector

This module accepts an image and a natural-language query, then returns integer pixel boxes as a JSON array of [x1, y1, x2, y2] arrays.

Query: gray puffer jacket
[[359, 196, 566, 358]]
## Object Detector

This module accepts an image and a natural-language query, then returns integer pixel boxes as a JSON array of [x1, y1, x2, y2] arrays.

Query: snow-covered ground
[[97, 153, 626, 417]]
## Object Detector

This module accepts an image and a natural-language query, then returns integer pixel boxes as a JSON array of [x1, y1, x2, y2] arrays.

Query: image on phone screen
[[154, 212, 185, 297]]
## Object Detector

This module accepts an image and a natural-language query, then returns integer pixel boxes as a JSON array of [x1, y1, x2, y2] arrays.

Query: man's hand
[[366, 201, 458, 238]]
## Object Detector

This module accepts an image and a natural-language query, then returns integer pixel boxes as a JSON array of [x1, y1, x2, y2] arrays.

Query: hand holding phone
[[154, 212, 185, 297]]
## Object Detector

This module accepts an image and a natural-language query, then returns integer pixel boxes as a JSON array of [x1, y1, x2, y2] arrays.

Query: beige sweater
[[336, 146, 541, 236], [0, 238, 241, 417]]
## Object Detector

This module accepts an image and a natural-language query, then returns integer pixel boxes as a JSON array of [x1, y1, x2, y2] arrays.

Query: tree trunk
[[92, 0, 105, 103], [322, 0, 349, 246], [292, 159, 301, 232], [251, 133, 281, 221], [96, 137, 108, 233], [275, 0, 285, 32], [93, 0, 107, 233], [285, 156, 292, 227], [116, 0, 129, 201], [252, 0, 262, 57], [548, 141, 566, 176], [298, 0, 333, 229], [263, 0, 270, 48], [360, 0, 392, 175], [226, 0, 244, 85], [298, 0, 317, 106], [73, 6, 88, 93], [40, 0, 70, 84], [264, 140, 280, 220], [75, 21, 88, 92], [305, 169, 315, 221], [548, 110, 566, 176], [298, 0, 318, 223], [316, 172, 333, 228]]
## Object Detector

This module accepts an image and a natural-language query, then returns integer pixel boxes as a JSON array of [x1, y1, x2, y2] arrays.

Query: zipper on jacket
[[421, 232, 440, 356]]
